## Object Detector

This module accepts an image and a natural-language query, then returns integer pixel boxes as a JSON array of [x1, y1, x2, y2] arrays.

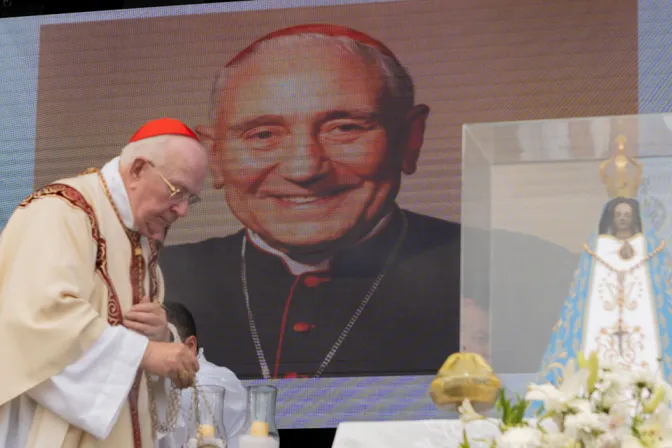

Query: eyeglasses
[[146, 161, 201, 206]]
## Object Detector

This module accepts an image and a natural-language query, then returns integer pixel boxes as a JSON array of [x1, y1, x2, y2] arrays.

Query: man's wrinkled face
[[613, 202, 634, 233], [127, 137, 207, 241], [210, 41, 414, 254]]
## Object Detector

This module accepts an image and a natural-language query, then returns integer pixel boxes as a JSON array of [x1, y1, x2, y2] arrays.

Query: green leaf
[[510, 395, 530, 425], [458, 428, 471, 448], [587, 351, 599, 393], [494, 389, 531, 426], [496, 389, 513, 424]]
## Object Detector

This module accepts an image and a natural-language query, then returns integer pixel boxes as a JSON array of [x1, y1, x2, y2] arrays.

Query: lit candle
[[250, 421, 269, 437], [239, 420, 279, 448], [198, 424, 216, 439]]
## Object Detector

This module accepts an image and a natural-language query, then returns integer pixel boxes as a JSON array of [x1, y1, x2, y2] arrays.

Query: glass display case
[[461, 113, 672, 376]]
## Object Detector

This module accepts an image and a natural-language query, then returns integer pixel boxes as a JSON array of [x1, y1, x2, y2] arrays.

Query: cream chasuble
[[0, 157, 168, 448]]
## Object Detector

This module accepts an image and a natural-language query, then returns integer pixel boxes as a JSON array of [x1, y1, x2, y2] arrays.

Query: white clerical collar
[[198, 347, 206, 362], [101, 157, 136, 230], [247, 210, 394, 276]]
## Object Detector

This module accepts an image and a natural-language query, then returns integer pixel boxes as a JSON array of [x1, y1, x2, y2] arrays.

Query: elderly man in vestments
[[0, 118, 207, 447], [159, 24, 462, 379], [538, 147, 672, 385]]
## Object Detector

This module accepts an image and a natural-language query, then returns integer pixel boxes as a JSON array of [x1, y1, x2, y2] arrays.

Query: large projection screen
[[0, 0, 642, 428]]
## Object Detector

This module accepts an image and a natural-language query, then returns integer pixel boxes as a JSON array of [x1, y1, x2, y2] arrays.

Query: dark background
[[0, 0, 250, 17]]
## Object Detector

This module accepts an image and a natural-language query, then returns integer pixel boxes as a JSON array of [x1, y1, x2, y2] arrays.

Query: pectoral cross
[[612, 323, 628, 356]]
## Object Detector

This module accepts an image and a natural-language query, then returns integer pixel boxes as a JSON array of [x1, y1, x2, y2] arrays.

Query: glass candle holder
[[186, 385, 228, 448], [239, 385, 280, 447]]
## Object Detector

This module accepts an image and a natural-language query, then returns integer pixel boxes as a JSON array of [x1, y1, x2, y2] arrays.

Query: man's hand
[[141, 341, 199, 388], [124, 296, 170, 342]]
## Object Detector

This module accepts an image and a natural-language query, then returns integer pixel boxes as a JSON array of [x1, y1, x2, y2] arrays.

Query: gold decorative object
[[428, 352, 501, 412], [599, 134, 642, 199]]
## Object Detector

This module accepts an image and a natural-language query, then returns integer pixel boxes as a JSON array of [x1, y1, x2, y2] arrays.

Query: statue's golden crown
[[599, 135, 642, 199]]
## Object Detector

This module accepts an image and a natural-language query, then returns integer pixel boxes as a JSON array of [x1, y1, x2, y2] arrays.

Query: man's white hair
[[119, 135, 170, 169], [209, 33, 415, 122]]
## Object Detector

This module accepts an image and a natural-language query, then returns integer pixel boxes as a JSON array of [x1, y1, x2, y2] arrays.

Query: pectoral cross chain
[[614, 271, 628, 356]]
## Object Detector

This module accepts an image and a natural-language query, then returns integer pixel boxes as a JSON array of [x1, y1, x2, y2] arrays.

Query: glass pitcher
[[186, 384, 228, 448], [244, 385, 280, 442]]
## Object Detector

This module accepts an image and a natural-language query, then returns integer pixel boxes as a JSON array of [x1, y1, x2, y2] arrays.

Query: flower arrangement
[[457, 352, 672, 448]]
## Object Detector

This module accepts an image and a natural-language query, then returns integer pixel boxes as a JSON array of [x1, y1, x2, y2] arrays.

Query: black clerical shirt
[[159, 209, 461, 379]]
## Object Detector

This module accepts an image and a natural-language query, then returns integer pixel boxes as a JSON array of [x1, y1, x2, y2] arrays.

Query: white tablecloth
[[332, 419, 500, 448]]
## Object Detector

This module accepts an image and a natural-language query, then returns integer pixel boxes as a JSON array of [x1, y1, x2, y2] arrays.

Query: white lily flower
[[541, 432, 576, 447], [563, 359, 578, 378], [563, 412, 607, 440], [526, 368, 589, 413], [569, 399, 592, 414], [629, 370, 658, 391], [621, 434, 647, 448], [606, 403, 632, 430], [496, 426, 543, 448], [595, 432, 623, 448], [599, 383, 627, 410], [474, 354, 672, 448]]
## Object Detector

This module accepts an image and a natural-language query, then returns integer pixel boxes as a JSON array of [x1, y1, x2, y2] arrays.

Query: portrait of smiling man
[[159, 24, 462, 379]]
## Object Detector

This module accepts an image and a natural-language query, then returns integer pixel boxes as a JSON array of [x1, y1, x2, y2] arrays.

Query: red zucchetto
[[225, 23, 400, 68], [129, 118, 199, 143]]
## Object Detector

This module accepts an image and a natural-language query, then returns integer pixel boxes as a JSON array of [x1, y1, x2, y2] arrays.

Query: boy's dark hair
[[164, 301, 198, 343]]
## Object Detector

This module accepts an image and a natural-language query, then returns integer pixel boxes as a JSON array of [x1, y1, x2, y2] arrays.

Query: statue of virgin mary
[[537, 138, 672, 385]]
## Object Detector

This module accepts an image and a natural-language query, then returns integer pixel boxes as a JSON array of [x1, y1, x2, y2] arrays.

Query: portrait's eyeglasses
[[146, 161, 201, 206]]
